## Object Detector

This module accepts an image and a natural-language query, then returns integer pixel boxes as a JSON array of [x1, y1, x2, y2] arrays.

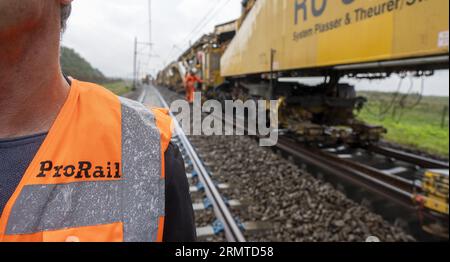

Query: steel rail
[[150, 84, 447, 239], [276, 137, 448, 223], [314, 146, 418, 190], [213, 107, 431, 214], [277, 137, 415, 206], [212, 107, 419, 203], [150, 85, 246, 242], [367, 145, 449, 170], [137, 85, 148, 103]]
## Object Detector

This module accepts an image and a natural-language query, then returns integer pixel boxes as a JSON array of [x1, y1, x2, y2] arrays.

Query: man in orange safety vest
[[184, 70, 203, 104], [0, 0, 195, 242]]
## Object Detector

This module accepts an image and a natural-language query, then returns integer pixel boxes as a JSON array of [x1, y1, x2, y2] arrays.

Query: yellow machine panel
[[221, 0, 449, 77], [420, 169, 449, 215]]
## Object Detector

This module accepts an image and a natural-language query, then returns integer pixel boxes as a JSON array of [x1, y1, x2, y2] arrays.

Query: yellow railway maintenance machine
[[157, 61, 186, 93], [416, 169, 449, 238], [220, 0, 449, 144], [180, 21, 238, 93], [156, 0, 449, 237], [157, 21, 237, 95], [218, 0, 449, 238]]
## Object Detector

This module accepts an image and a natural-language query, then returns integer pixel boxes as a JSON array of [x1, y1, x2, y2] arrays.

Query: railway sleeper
[[193, 198, 247, 213], [196, 220, 272, 241], [189, 182, 231, 194]]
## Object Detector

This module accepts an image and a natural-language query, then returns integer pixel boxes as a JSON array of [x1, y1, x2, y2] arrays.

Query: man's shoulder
[[75, 80, 173, 151], [75, 80, 149, 116], [74, 80, 149, 129], [118, 96, 172, 132], [120, 99, 173, 153]]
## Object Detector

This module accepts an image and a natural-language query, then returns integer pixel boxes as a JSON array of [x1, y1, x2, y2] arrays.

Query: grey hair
[[61, 4, 72, 31]]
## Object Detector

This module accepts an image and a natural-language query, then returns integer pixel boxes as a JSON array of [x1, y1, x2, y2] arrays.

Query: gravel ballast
[[155, 85, 416, 242]]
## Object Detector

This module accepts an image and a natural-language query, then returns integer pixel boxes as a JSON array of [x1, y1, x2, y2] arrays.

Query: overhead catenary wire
[[189, 0, 234, 42], [163, 0, 220, 65], [178, 0, 224, 47], [163, 0, 234, 66], [133, 0, 156, 80]]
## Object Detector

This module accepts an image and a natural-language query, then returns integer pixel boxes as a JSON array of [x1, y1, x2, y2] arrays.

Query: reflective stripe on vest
[[0, 80, 170, 242]]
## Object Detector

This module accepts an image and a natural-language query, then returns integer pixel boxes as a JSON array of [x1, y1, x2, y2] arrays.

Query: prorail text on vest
[[37, 161, 121, 179]]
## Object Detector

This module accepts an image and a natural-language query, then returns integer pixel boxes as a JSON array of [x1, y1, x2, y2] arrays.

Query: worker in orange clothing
[[0, 0, 195, 242], [184, 70, 203, 104]]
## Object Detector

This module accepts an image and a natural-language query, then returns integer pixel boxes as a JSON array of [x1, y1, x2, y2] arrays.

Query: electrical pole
[[148, 0, 152, 46], [148, 0, 153, 80], [133, 37, 138, 90], [137, 60, 141, 85], [133, 1, 154, 89]]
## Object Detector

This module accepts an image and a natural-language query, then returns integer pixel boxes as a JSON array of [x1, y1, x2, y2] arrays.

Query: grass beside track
[[357, 91, 449, 158], [103, 81, 132, 96]]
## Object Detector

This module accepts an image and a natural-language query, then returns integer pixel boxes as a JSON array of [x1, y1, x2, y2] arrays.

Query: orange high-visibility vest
[[0, 80, 172, 242], [184, 74, 202, 90]]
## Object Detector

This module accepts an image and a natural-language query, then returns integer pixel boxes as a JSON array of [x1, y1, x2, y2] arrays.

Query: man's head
[[60, 2, 72, 31], [0, 0, 73, 36], [189, 69, 197, 75]]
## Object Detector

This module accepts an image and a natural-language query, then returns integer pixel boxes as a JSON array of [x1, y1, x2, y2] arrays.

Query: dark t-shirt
[[0, 133, 196, 242]]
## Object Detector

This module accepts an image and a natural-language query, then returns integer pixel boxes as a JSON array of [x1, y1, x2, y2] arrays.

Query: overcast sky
[[62, 0, 241, 79], [62, 0, 449, 96]]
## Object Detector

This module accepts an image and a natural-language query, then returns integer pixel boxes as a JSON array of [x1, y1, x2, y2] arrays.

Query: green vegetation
[[102, 81, 132, 96], [357, 91, 449, 157], [61, 47, 107, 83], [60, 46, 132, 96]]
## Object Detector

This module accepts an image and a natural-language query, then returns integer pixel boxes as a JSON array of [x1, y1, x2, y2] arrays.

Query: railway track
[[275, 138, 449, 239], [149, 86, 271, 242], [150, 85, 447, 241], [280, 138, 448, 210], [196, 90, 448, 240], [232, 118, 448, 240]]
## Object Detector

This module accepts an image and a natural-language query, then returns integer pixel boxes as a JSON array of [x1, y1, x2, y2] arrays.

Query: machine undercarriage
[[209, 76, 387, 145]]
